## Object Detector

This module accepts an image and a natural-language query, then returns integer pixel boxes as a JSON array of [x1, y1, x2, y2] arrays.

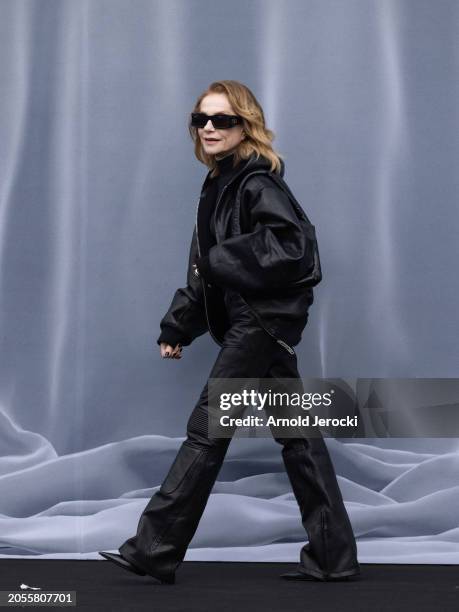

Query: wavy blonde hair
[[189, 80, 284, 178]]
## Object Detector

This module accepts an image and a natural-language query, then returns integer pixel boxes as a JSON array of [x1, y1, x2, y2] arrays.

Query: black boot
[[280, 437, 361, 579], [98, 551, 175, 584], [118, 439, 228, 580]]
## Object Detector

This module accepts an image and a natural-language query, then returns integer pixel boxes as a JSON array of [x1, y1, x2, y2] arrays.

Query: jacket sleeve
[[195, 177, 311, 294], [156, 226, 209, 347]]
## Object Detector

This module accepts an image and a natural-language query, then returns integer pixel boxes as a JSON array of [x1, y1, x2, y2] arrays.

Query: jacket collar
[[202, 152, 285, 192]]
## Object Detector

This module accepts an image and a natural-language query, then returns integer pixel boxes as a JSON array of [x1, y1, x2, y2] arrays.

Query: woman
[[100, 80, 360, 584]]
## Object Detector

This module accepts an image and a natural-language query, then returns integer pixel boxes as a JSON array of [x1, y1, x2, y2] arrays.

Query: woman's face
[[198, 93, 245, 158]]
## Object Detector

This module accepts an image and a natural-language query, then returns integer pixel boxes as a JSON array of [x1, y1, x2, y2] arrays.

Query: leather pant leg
[[119, 291, 360, 580], [261, 353, 361, 580], [119, 300, 278, 578]]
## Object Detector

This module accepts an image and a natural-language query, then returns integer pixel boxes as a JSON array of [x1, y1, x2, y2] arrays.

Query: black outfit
[[155, 151, 314, 353], [119, 153, 360, 582]]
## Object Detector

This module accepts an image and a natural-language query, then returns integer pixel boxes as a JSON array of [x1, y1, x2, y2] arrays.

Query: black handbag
[[232, 170, 322, 288]]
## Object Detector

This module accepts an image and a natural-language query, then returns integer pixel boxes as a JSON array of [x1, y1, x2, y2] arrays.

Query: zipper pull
[[276, 339, 295, 355]]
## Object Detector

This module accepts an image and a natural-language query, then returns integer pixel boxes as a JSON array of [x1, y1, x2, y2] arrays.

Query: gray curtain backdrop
[[1, 0, 458, 563]]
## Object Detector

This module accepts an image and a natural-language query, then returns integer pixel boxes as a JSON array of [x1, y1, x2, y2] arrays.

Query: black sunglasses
[[190, 112, 243, 129]]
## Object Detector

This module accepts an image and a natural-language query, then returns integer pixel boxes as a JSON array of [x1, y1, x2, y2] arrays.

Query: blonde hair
[[189, 80, 284, 178]]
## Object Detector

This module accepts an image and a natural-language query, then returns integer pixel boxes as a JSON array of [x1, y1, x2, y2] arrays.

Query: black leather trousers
[[119, 291, 360, 581]]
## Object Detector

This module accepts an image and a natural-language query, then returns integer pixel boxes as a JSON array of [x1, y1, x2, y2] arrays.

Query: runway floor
[[0, 560, 458, 611]]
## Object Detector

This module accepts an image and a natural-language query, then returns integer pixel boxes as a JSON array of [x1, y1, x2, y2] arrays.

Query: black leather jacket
[[156, 153, 315, 355]]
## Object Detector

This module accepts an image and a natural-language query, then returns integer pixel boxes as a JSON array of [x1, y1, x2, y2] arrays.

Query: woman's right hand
[[160, 342, 183, 359]]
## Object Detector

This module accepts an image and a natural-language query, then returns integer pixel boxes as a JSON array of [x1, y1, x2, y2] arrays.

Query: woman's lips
[[204, 138, 220, 143]]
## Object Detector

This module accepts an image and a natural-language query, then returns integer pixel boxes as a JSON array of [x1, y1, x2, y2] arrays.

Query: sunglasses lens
[[212, 115, 232, 128], [191, 113, 207, 128], [191, 113, 238, 129]]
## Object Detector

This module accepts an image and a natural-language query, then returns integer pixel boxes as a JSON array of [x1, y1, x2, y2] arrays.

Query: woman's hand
[[160, 342, 183, 359]]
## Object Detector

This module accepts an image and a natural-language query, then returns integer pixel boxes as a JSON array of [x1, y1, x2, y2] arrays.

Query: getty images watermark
[[206, 378, 459, 438]]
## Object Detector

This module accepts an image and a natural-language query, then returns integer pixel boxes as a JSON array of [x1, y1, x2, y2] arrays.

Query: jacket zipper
[[195, 175, 296, 357], [237, 294, 296, 356], [195, 196, 223, 348], [321, 510, 329, 575]]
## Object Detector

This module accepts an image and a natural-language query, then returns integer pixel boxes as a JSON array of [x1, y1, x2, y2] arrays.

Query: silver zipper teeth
[[321, 510, 329, 574], [213, 184, 227, 240], [195, 196, 223, 347], [276, 339, 296, 355], [238, 295, 296, 356], [195, 183, 229, 348]]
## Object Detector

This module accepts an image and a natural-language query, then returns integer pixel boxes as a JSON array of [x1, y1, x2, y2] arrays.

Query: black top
[[201, 151, 243, 248]]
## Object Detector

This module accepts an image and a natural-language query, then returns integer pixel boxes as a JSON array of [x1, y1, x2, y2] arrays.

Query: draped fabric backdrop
[[1, 0, 458, 563]]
